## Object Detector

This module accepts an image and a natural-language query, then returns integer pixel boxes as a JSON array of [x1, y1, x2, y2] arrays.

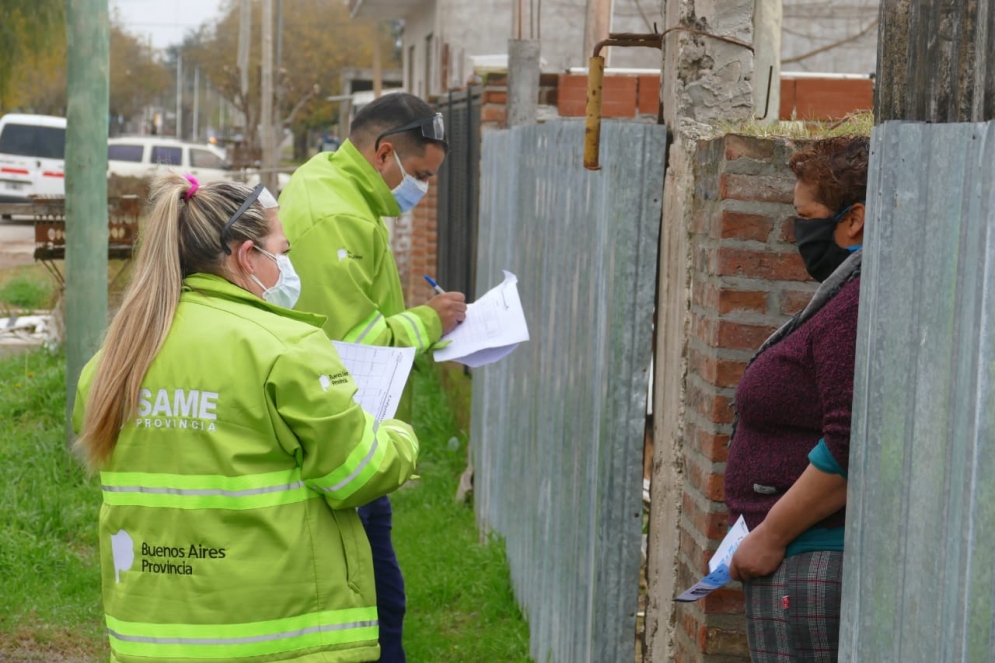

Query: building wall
[[782, 0, 879, 74], [400, 0, 662, 101]]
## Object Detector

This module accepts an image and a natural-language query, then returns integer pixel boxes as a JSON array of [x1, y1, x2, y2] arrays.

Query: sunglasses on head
[[375, 112, 446, 150]]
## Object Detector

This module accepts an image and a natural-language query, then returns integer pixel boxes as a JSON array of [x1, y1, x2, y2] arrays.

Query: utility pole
[[64, 0, 110, 442], [507, 0, 540, 127], [237, 0, 252, 117], [584, 0, 613, 65], [193, 67, 200, 141], [752, 0, 781, 123], [372, 22, 383, 99], [260, 0, 278, 193], [176, 53, 183, 138]]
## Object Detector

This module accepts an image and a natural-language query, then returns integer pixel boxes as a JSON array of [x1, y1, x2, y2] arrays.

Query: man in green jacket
[[279, 93, 466, 662]]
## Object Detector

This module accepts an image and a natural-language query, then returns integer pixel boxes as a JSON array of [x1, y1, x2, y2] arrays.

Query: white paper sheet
[[332, 341, 416, 423], [675, 515, 750, 602], [433, 270, 530, 367]]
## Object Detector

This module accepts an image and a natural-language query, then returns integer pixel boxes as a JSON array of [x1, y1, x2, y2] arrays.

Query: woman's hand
[[728, 522, 787, 582]]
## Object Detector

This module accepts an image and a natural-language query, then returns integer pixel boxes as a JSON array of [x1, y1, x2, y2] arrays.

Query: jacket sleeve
[[267, 330, 419, 509], [288, 212, 442, 353]]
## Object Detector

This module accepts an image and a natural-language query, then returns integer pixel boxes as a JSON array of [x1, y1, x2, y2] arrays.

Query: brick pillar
[[673, 134, 817, 662]]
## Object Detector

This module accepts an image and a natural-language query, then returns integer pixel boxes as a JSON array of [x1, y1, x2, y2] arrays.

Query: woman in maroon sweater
[[726, 136, 869, 662]]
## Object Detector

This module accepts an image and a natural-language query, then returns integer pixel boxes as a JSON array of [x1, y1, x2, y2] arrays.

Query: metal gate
[[435, 87, 481, 300]]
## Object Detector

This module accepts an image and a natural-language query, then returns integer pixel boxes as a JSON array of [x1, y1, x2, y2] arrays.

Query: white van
[[107, 136, 231, 183], [0, 114, 66, 203]]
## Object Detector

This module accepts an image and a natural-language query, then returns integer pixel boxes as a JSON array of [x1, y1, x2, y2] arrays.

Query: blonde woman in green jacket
[[73, 172, 419, 663]]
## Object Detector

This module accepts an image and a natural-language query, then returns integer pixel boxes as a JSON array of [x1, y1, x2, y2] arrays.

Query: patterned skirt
[[742, 550, 844, 663]]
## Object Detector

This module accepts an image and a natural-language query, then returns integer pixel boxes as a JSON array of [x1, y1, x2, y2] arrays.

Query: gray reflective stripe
[[101, 481, 306, 498], [107, 620, 377, 646], [398, 313, 424, 350], [355, 314, 384, 344], [321, 437, 380, 495]]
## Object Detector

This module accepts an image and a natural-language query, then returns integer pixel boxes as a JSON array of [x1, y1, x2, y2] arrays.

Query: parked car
[[108, 136, 230, 183], [0, 114, 66, 204], [107, 136, 290, 192]]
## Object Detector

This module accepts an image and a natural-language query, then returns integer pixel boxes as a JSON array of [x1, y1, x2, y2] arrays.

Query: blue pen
[[424, 275, 446, 295]]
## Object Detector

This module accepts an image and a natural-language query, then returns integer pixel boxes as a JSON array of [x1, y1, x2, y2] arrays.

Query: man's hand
[[427, 292, 467, 335], [728, 522, 787, 582]]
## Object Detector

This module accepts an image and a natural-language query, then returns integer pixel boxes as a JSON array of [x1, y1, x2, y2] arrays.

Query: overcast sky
[[111, 0, 228, 51]]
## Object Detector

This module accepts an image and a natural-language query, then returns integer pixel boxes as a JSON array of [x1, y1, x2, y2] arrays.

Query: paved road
[[0, 219, 35, 269]]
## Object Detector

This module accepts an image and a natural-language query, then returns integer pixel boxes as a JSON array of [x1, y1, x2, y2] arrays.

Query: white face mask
[[391, 149, 429, 213], [249, 246, 301, 309]]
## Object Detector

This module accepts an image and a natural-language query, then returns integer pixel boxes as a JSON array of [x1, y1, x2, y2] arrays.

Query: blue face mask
[[250, 246, 301, 309], [391, 149, 429, 213]]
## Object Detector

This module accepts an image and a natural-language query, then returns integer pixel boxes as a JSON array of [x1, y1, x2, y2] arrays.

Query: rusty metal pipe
[[584, 55, 606, 171]]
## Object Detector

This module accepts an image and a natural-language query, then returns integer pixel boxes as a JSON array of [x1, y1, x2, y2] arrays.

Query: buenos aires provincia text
[[141, 542, 227, 576]]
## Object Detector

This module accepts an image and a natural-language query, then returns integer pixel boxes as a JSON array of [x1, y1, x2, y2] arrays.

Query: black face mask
[[793, 214, 854, 282]]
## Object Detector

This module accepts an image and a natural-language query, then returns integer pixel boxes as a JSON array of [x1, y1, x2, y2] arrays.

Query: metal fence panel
[[436, 88, 481, 301], [472, 120, 666, 663], [840, 121, 995, 662]]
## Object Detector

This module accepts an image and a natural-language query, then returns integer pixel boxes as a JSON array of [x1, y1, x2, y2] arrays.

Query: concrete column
[[507, 39, 541, 128], [752, 0, 781, 122]]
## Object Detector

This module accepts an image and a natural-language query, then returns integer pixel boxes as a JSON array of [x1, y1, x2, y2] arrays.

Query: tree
[[180, 0, 400, 163], [0, 0, 65, 112]]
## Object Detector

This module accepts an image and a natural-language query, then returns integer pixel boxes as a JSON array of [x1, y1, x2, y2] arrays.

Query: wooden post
[[875, 0, 995, 122], [65, 0, 110, 442]]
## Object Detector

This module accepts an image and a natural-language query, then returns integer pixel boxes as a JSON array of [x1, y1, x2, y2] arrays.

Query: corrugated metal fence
[[840, 121, 995, 661], [471, 121, 666, 663]]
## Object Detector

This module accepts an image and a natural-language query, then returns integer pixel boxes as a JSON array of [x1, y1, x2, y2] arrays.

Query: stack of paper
[[332, 341, 415, 423], [433, 270, 530, 368], [675, 515, 750, 602]]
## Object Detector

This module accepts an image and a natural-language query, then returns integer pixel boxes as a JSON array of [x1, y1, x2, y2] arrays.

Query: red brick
[[724, 134, 776, 161], [779, 217, 797, 243], [715, 319, 777, 351], [780, 288, 815, 315], [716, 210, 774, 242], [685, 450, 726, 501], [704, 626, 751, 656], [481, 104, 506, 123], [719, 173, 795, 204], [682, 491, 728, 542], [637, 74, 660, 116], [483, 90, 507, 105], [557, 74, 587, 117], [715, 247, 811, 282], [787, 77, 874, 121], [693, 349, 748, 388], [602, 76, 638, 118], [779, 78, 797, 122], [703, 588, 746, 615], [696, 429, 731, 463], [691, 207, 712, 235], [716, 289, 767, 315]]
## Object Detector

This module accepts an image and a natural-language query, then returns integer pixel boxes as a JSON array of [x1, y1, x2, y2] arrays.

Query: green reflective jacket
[[73, 274, 419, 663], [278, 142, 442, 421]]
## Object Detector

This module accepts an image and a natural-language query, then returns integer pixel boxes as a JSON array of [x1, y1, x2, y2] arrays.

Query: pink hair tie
[[183, 174, 199, 201]]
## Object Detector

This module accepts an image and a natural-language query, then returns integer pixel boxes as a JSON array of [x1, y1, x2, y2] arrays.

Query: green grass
[[0, 350, 530, 662], [396, 361, 532, 662], [0, 275, 55, 311], [0, 349, 106, 661], [716, 111, 874, 139]]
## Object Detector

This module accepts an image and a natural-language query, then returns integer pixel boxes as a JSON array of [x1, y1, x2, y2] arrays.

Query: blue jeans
[[358, 495, 406, 663]]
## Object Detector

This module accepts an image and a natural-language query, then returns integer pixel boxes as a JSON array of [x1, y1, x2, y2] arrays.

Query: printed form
[[332, 341, 416, 423], [675, 515, 750, 602], [433, 270, 530, 368]]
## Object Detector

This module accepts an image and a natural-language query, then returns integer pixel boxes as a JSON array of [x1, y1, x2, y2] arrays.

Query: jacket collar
[[182, 273, 327, 328], [332, 140, 402, 218]]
